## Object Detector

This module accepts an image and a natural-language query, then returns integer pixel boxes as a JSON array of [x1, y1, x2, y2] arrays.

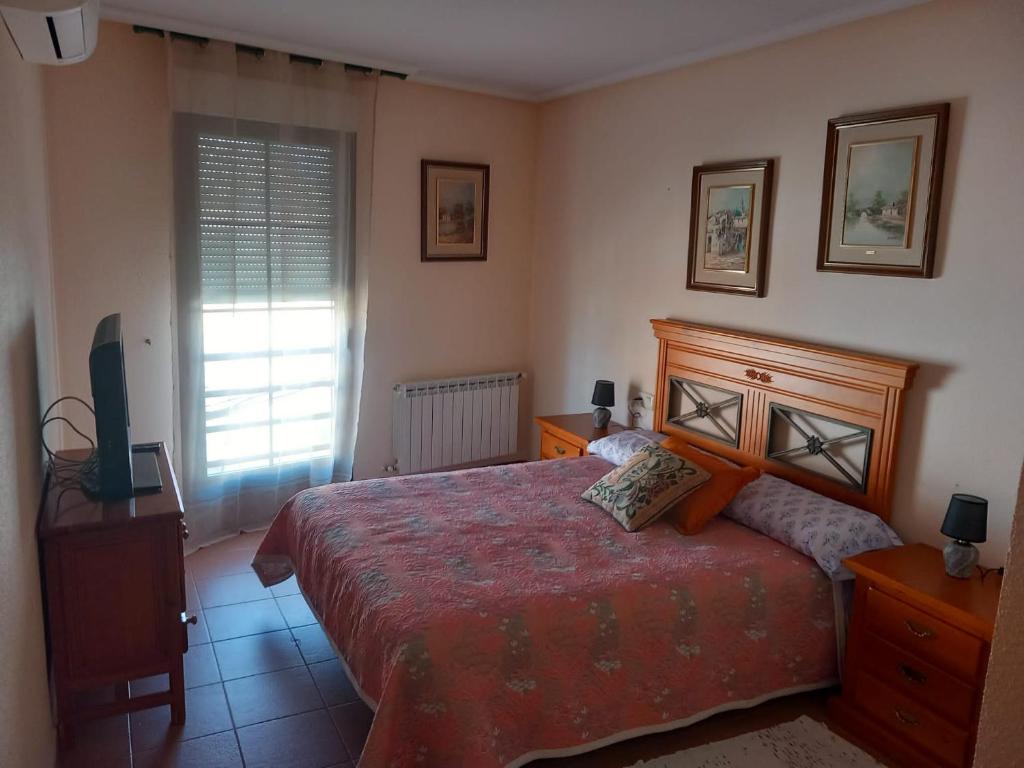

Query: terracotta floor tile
[[308, 659, 360, 707], [237, 709, 348, 768], [56, 713, 130, 768], [129, 674, 167, 698], [277, 593, 318, 627], [132, 730, 243, 768], [226, 530, 267, 551], [132, 642, 222, 695], [224, 665, 324, 727], [189, 546, 259, 580], [291, 623, 336, 664], [197, 572, 272, 608], [205, 598, 287, 641], [213, 628, 304, 680], [189, 607, 212, 646], [328, 702, 374, 761], [129, 682, 234, 753], [185, 572, 202, 612], [270, 575, 302, 597]]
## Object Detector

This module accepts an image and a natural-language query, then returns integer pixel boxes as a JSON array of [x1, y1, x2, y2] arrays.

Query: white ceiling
[[103, 0, 927, 101]]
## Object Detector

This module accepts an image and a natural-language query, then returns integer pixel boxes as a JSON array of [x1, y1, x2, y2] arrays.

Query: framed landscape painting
[[686, 158, 774, 297], [421, 159, 489, 261], [817, 103, 949, 277]]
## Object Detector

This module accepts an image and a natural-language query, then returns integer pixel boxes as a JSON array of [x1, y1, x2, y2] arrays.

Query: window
[[195, 133, 339, 477]]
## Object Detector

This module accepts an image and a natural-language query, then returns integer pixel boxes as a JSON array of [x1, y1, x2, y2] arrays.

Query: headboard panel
[[651, 319, 916, 520]]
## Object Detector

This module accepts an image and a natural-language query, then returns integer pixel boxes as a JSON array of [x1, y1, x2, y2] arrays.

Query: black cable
[[39, 396, 98, 489], [977, 564, 1005, 581]]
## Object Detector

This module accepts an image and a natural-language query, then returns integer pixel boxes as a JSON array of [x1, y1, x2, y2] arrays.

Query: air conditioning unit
[[0, 0, 99, 65]]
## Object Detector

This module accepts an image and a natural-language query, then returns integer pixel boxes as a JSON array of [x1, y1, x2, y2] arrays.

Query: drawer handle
[[555, 445, 566, 455], [181, 522, 190, 540], [904, 619, 934, 639], [181, 612, 198, 626], [894, 708, 920, 727], [900, 664, 927, 685]]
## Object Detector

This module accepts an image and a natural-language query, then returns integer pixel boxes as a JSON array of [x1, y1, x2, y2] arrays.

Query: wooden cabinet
[[829, 544, 1001, 768], [534, 413, 626, 460], [38, 443, 191, 747]]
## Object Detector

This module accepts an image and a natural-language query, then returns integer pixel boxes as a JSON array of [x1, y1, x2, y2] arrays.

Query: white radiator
[[392, 372, 523, 475]]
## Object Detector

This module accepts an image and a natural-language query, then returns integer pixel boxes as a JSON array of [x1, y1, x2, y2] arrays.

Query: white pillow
[[723, 473, 902, 580], [587, 429, 662, 465]]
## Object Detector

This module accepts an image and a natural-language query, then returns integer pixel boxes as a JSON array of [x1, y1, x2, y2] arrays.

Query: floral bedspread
[[253, 457, 837, 768]]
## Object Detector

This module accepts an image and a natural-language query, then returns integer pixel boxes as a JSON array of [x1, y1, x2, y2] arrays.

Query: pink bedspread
[[253, 457, 836, 767]]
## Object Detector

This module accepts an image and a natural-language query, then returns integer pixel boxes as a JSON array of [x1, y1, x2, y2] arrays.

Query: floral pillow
[[723, 473, 902, 580], [587, 429, 663, 465], [581, 444, 710, 531]]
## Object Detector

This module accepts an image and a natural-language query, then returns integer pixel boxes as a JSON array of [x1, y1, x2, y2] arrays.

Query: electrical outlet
[[639, 391, 654, 409]]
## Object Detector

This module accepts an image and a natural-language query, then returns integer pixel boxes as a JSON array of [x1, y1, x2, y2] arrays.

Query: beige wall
[[0, 30, 59, 768], [42, 25, 539, 483], [353, 78, 538, 478], [975, 462, 1024, 766], [530, 0, 1024, 560], [44, 23, 175, 454]]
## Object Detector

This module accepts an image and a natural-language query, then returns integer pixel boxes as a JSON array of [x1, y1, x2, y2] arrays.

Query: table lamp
[[940, 493, 987, 579], [591, 380, 614, 428]]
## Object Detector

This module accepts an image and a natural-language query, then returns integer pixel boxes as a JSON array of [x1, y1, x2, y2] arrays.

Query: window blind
[[197, 134, 337, 302]]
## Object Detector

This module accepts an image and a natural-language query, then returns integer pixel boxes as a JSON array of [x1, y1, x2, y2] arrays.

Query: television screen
[[88, 313, 134, 499]]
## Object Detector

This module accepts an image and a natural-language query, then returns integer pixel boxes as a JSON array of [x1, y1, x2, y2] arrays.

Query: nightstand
[[829, 543, 1001, 768], [534, 413, 626, 460]]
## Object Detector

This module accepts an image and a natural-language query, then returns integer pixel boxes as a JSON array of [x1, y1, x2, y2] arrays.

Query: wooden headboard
[[651, 320, 917, 521]]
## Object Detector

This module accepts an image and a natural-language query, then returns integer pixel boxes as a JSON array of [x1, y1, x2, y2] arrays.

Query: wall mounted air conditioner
[[0, 0, 98, 65]]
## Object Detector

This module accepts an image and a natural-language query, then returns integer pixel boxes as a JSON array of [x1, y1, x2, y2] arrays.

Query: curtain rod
[[131, 24, 408, 79]]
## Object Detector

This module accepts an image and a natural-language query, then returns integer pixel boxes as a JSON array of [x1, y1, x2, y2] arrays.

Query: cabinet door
[[59, 522, 179, 682]]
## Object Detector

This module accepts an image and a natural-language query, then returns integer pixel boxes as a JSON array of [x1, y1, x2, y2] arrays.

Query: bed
[[253, 319, 917, 767]]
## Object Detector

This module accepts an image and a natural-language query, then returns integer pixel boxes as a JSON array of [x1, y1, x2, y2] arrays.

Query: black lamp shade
[[941, 493, 988, 543], [591, 380, 615, 408]]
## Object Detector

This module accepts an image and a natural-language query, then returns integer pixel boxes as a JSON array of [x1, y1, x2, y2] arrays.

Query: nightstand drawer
[[854, 672, 969, 767], [863, 632, 976, 726], [865, 587, 983, 681], [540, 431, 583, 460]]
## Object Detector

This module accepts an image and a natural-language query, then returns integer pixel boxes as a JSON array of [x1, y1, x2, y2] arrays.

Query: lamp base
[[943, 539, 978, 579], [592, 407, 611, 429]]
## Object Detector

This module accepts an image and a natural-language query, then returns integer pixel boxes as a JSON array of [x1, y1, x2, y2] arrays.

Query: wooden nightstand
[[534, 413, 627, 460], [829, 543, 1002, 768]]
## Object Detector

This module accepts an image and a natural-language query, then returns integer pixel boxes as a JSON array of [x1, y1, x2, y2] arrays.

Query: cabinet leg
[[170, 659, 186, 725]]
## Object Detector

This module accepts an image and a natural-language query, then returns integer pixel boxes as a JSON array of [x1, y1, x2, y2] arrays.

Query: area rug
[[627, 716, 883, 768]]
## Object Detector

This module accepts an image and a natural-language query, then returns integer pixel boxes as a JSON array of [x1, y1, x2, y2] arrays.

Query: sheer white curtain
[[169, 39, 376, 547]]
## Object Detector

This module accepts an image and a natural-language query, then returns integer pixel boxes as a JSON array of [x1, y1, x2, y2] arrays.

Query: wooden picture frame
[[686, 159, 774, 297], [421, 159, 490, 262], [817, 103, 949, 278]]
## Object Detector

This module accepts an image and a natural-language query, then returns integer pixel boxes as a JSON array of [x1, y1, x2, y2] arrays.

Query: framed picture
[[421, 159, 489, 262], [817, 102, 949, 277], [686, 159, 774, 297]]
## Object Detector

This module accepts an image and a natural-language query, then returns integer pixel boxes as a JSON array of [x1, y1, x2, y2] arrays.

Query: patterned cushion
[[587, 429, 663, 465], [581, 444, 711, 531], [723, 473, 902, 579]]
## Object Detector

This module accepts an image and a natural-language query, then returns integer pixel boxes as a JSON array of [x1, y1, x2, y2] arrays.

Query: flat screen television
[[85, 313, 161, 499]]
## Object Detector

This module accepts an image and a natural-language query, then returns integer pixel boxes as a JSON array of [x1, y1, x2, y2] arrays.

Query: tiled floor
[[57, 532, 876, 768], [58, 532, 362, 768]]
